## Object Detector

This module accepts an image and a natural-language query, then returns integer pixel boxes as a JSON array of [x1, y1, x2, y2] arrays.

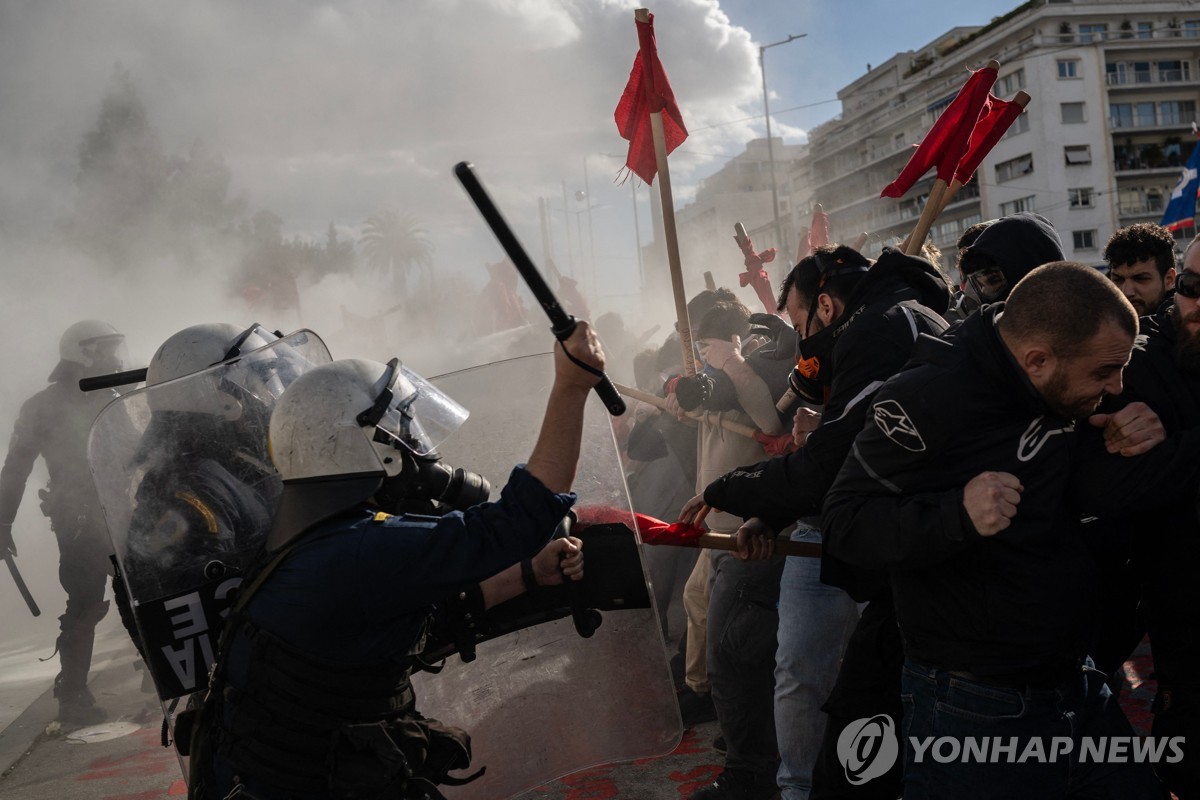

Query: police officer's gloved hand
[[0, 523, 15, 558]]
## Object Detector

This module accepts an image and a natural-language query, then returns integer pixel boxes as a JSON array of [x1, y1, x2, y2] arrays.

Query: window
[[1061, 102, 1086, 124], [1057, 60, 1080, 79], [1000, 196, 1037, 215], [894, 132, 906, 150], [1106, 63, 1127, 85], [1158, 60, 1189, 82], [1137, 21, 1154, 39], [1186, 20, 1200, 38], [998, 69, 1026, 97], [1065, 145, 1092, 165], [1079, 23, 1109, 42], [1073, 230, 1098, 249], [996, 154, 1034, 183], [1004, 112, 1031, 139], [1133, 61, 1152, 83], [1135, 101, 1157, 126], [1110, 103, 1133, 128], [1160, 100, 1197, 125], [1069, 188, 1094, 208]]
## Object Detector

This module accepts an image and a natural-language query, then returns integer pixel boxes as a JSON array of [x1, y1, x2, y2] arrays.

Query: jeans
[[708, 550, 785, 781], [900, 659, 1166, 800], [775, 527, 859, 800]]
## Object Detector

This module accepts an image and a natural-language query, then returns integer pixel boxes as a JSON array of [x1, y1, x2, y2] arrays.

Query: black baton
[[5, 554, 40, 617], [80, 367, 149, 393], [555, 512, 600, 639], [454, 161, 626, 416]]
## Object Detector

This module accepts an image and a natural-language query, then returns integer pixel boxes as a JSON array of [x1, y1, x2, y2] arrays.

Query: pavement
[[0, 624, 1161, 799]]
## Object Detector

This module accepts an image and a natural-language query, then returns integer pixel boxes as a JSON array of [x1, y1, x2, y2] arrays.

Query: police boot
[[688, 769, 779, 800], [54, 673, 106, 726]]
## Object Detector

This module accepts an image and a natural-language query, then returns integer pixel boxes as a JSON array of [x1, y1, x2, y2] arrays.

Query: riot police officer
[[189, 323, 603, 800], [0, 320, 127, 724]]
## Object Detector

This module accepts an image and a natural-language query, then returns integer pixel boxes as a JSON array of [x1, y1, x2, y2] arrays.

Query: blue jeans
[[775, 526, 859, 800], [900, 659, 1166, 800]]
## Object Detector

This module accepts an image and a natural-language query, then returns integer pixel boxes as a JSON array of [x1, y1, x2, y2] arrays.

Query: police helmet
[[56, 320, 127, 377]]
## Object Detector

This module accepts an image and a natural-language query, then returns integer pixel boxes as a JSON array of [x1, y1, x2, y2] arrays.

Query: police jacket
[[204, 465, 575, 799], [0, 367, 115, 530], [822, 306, 1200, 681], [702, 251, 949, 595], [1114, 307, 1200, 688]]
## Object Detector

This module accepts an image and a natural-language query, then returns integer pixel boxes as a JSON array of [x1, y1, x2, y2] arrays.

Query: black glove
[[748, 312, 798, 360], [0, 523, 15, 558]]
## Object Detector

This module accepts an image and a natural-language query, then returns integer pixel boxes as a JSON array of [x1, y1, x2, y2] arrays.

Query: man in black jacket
[[687, 245, 950, 800], [823, 263, 1191, 799], [1102, 255, 1200, 798]]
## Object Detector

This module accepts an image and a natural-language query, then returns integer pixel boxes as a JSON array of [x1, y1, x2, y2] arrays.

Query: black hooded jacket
[[1109, 306, 1200, 687], [703, 249, 950, 554], [959, 211, 1065, 288], [822, 306, 1200, 680]]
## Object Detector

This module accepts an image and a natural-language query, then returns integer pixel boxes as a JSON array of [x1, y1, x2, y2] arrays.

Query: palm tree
[[360, 211, 434, 295]]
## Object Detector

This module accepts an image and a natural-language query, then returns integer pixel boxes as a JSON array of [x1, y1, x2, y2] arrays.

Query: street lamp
[[760, 33, 806, 257]]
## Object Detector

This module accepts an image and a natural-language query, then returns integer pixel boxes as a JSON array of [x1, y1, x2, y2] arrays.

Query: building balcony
[[1110, 113, 1195, 132], [1118, 201, 1166, 217], [1106, 70, 1196, 88]]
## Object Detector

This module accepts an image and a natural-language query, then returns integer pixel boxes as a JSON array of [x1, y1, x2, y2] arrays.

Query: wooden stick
[[704, 271, 716, 291], [903, 178, 947, 256], [695, 531, 821, 558], [615, 382, 759, 439], [850, 232, 868, 253], [636, 8, 696, 376]]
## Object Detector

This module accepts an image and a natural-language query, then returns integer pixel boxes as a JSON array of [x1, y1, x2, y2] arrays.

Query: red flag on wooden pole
[[614, 12, 688, 185], [952, 93, 1028, 184], [881, 64, 997, 199]]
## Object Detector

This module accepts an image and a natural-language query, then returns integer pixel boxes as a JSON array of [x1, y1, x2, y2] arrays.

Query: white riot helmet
[[145, 323, 280, 417], [266, 358, 469, 549], [52, 320, 127, 381]]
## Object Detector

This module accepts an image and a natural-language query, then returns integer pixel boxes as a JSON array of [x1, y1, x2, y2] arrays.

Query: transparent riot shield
[[87, 330, 331, 709], [415, 353, 682, 799]]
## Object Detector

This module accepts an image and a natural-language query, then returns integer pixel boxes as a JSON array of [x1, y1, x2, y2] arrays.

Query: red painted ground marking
[[670, 764, 722, 796], [100, 792, 164, 800], [560, 764, 620, 799], [168, 779, 188, 794], [77, 725, 176, 783]]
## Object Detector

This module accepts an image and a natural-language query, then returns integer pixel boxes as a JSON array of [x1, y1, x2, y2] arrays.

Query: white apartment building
[[806, 0, 1200, 270]]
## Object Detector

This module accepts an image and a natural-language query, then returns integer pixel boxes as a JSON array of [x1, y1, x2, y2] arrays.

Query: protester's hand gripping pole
[[615, 382, 758, 439], [454, 162, 626, 416]]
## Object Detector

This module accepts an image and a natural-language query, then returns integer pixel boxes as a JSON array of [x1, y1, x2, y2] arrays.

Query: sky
[[0, 0, 1024, 309], [0, 0, 1033, 653]]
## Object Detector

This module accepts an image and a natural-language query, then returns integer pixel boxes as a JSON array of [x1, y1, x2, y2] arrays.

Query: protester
[[0, 321, 127, 724], [823, 262, 1195, 799], [686, 244, 950, 800], [1098, 240, 1200, 796], [1104, 222, 1177, 316]]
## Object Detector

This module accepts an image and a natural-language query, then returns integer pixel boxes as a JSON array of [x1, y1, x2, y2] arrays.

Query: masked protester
[[187, 324, 602, 800], [0, 321, 127, 725]]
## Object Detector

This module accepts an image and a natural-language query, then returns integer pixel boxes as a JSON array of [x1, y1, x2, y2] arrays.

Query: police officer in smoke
[[187, 323, 602, 800], [0, 321, 127, 724]]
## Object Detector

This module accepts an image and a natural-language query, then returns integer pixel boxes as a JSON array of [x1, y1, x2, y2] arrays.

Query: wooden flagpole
[[635, 7, 697, 376]]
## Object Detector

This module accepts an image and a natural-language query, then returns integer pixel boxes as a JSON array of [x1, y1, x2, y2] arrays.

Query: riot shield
[[87, 330, 331, 705], [414, 353, 682, 799]]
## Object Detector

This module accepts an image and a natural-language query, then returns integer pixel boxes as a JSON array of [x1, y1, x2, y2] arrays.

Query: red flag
[[952, 94, 1025, 184], [614, 12, 688, 184], [880, 65, 997, 198], [734, 231, 777, 313], [572, 506, 708, 546]]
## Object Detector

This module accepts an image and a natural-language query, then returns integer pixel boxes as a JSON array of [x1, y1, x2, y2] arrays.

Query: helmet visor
[[80, 334, 128, 373], [965, 266, 1008, 306], [366, 361, 469, 457]]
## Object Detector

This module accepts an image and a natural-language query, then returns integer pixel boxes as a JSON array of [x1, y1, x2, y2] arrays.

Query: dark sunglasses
[[1176, 271, 1200, 300]]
